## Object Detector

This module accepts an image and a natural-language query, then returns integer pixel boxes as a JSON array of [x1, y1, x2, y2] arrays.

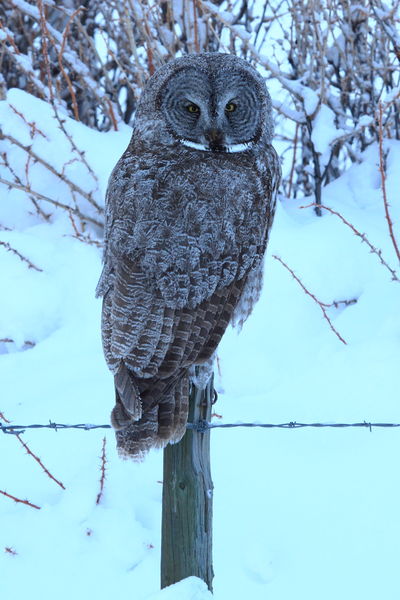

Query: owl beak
[[204, 128, 225, 152]]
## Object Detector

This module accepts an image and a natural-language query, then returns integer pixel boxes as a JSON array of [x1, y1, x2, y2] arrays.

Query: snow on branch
[[2, 0, 399, 204]]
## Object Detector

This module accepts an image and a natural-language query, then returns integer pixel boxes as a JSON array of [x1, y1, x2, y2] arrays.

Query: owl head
[[134, 53, 274, 153]]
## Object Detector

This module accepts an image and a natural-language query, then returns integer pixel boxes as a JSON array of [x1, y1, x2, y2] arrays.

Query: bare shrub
[[1, 0, 399, 218]]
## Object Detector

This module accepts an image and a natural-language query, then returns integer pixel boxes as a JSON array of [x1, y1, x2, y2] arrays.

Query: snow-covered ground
[[1, 89, 399, 600]]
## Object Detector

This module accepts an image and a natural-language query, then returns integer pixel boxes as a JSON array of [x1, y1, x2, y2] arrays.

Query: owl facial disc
[[179, 139, 254, 153]]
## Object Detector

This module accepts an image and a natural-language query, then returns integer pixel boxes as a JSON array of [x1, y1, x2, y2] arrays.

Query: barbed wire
[[187, 420, 400, 432], [2, 420, 400, 435], [0, 422, 111, 435]]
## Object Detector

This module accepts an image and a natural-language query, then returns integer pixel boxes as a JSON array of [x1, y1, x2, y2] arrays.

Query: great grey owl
[[96, 53, 281, 459]]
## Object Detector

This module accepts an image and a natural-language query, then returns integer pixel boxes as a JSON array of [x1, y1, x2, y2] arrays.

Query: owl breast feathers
[[96, 53, 281, 459]]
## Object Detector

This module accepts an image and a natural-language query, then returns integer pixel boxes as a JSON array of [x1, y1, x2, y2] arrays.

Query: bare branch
[[0, 177, 102, 228], [378, 102, 400, 263], [0, 240, 43, 272], [0, 488, 41, 510], [272, 254, 348, 345], [300, 203, 400, 282]]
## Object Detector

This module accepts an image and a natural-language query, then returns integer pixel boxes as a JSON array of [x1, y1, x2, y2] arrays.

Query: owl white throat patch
[[179, 139, 254, 153]]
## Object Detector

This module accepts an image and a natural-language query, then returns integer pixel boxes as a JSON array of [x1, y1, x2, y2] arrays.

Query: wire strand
[[2, 420, 400, 435]]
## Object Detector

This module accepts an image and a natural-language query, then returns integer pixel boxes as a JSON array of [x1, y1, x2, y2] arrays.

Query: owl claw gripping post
[[96, 53, 281, 459]]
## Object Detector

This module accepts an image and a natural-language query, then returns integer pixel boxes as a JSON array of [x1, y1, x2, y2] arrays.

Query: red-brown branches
[[96, 437, 107, 505], [0, 411, 11, 423], [0, 241, 43, 272], [37, 0, 54, 103], [9, 104, 47, 139], [378, 102, 400, 263], [68, 211, 103, 248], [0, 489, 41, 510], [16, 434, 66, 490], [1, 410, 65, 489], [57, 6, 84, 122], [106, 98, 118, 132], [301, 203, 400, 282], [193, 0, 200, 53], [272, 255, 348, 345]]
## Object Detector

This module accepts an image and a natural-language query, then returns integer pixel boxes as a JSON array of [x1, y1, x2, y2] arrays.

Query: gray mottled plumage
[[96, 53, 281, 459]]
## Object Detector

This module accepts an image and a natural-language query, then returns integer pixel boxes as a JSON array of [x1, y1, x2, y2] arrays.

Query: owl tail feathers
[[113, 375, 189, 461]]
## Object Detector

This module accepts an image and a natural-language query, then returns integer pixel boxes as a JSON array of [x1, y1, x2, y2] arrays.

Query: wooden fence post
[[161, 378, 214, 591]]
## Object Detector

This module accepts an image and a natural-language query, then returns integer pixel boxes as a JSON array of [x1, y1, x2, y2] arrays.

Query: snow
[[148, 577, 213, 599], [301, 86, 320, 116], [311, 104, 345, 166], [1, 89, 400, 599]]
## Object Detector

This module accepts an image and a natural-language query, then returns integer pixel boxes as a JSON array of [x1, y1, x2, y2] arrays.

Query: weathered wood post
[[161, 378, 214, 591]]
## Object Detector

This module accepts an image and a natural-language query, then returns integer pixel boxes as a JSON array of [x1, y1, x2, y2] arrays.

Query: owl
[[96, 53, 281, 459]]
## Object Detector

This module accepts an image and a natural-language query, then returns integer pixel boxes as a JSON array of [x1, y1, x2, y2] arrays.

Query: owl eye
[[186, 103, 200, 114], [225, 102, 237, 113]]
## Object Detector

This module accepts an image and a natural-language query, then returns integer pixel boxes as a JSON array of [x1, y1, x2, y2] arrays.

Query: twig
[[37, 0, 54, 102], [0, 411, 11, 423], [9, 104, 47, 139], [287, 123, 299, 197], [138, 0, 155, 76], [1, 151, 51, 221], [0, 132, 102, 213], [15, 434, 65, 490], [370, 1, 400, 63], [378, 102, 400, 262], [67, 211, 103, 247], [272, 254, 348, 344], [106, 98, 118, 131], [0, 241, 43, 272], [0, 338, 35, 347], [0, 489, 41, 510], [0, 40, 49, 99], [301, 203, 400, 282], [0, 20, 20, 54], [96, 437, 107, 505], [329, 298, 358, 309], [0, 177, 102, 228], [57, 6, 84, 121], [193, 0, 200, 53], [51, 109, 99, 188]]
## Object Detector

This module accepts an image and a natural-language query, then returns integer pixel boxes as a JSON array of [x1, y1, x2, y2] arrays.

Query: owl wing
[[102, 251, 246, 393], [98, 144, 280, 458], [100, 251, 246, 458]]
